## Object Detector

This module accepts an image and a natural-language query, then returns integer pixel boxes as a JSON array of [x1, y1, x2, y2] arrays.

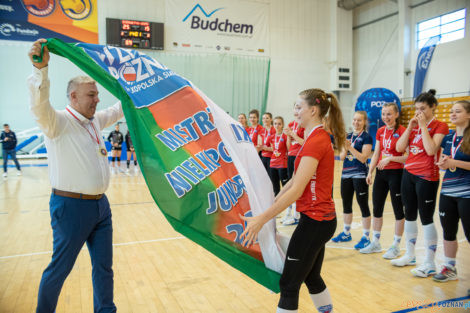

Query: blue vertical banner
[[413, 36, 440, 98]]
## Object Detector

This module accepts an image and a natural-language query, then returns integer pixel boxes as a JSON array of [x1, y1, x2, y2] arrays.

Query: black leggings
[[401, 170, 439, 225], [287, 156, 296, 179], [372, 169, 405, 220], [271, 167, 288, 196], [439, 194, 470, 242], [261, 156, 272, 179], [279, 215, 337, 310], [340, 178, 370, 217]]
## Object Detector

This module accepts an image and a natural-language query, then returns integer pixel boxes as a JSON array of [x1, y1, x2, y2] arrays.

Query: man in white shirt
[[28, 38, 123, 313]]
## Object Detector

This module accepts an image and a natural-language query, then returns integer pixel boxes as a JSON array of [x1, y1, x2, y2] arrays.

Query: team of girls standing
[[392, 89, 449, 277], [361, 103, 407, 258], [433, 100, 470, 282], [332, 111, 373, 250], [239, 90, 468, 287], [241, 88, 346, 313]]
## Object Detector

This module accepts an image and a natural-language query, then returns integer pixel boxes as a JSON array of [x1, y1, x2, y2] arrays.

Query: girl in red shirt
[[361, 103, 407, 258], [392, 89, 449, 277], [247, 109, 264, 152], [265, 116, 288, 196], [282, 104, 306, 225], [241, 88, 346, 313], [260, 112, 276, 176]]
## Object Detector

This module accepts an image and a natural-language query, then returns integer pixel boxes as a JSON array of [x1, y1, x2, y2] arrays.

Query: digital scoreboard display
[[106, 18, 164, 50]]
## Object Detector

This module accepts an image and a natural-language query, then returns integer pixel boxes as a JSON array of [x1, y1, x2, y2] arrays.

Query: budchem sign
[[183, 4, 254, 35], [165, 0, 269, 55]]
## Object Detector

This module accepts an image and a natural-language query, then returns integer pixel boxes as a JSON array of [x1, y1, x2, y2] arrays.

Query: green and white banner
[[37, 38, 284, 292]]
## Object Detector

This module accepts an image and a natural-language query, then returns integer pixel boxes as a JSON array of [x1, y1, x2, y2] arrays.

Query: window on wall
[[417, 8, 466, 49]]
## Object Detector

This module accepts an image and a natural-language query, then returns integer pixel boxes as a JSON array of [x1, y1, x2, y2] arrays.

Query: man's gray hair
[[66, 76, 96, 99]]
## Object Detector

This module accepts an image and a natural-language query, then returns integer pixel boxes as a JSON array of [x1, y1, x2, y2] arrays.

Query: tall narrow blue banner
[[413, 36, 440, 98]]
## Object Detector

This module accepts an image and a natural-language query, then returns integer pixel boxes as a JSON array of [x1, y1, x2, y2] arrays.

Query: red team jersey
[[247, 124, 264, 145], [376, 125, 406, 170], [260, 126, 276, 158], [295, 126, 335, 221], [267, 133, 288, 168], [287, 121, 305, 156], [405, 119, 449, 181]]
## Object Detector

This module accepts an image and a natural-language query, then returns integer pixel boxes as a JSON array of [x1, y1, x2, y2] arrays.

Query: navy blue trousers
[[2, 148, 21, 172], [36, 194, 116, 313]]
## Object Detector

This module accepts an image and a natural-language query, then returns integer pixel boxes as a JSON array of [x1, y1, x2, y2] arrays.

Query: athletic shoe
[[17, 171, 22, 176], [282, 217, 297, 226], [126, 168, 130, 173], [411, 262, 436, 278], [433, 265, 457, 282], [360, 240, 382, 254], [391, 254, 416, 267], [331, 232, 352, 243], [2, 172, 7, 178], [354, 236, 370, 250], [382, 245, 400, 259], [134, 167, 139, 173]]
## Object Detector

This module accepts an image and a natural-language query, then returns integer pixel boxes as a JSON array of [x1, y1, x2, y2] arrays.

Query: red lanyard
[[350, 131, 363, 148], [451, 132, 462, 159], [382, 128, 394, 152], [274, 134, 282, 150], [66, 108, 100, 145], [249, 126, 257, 140], [417, 118, 435, 135], [291, 121, 298, 133], [263, 128, 270, 145]]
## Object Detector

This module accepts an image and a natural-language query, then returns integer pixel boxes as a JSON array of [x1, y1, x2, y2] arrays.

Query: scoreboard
[[106, 18, 164, 50]]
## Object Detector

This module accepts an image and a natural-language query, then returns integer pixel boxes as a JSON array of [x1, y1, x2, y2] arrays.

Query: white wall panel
[[266, 0, 332, 121]]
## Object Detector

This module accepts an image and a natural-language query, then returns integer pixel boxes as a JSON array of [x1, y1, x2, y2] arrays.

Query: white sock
[[363, 228, 370, 238], [276, 308, 297, 313], [404, 220, 418, 257], [444, 257, 456, 268], [310, 288, 333, 313], [393, 235, 402, 246], [423, 223, 437, 264], [285, 206, 292, 217], [343, 224, 351, 235], [372, 231, 381, 243]]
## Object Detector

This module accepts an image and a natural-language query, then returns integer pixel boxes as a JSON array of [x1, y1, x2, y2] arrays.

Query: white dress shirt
[[28, 66, 124, 195]]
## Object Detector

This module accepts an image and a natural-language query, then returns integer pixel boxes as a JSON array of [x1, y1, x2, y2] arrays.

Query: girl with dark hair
[[241, 88, 345, 313], [392, 89, 449, 278], [361, 103, 407, 258], [248, 109, 264, 152], [332, 111, 373, 250], [433, 100, 470, 282]]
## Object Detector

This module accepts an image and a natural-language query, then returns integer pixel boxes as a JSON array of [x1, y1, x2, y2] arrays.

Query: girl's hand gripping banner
[[39, 38, 285, 292]]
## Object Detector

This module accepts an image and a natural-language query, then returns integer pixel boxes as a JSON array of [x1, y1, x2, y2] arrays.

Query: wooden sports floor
[[1, 160, 468, 313]]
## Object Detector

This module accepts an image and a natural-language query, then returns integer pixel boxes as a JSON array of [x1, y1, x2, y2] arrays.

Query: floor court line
[[1, 235, 464, 260], [391, 295, 470, 313], [0, 236, 186, 260]]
